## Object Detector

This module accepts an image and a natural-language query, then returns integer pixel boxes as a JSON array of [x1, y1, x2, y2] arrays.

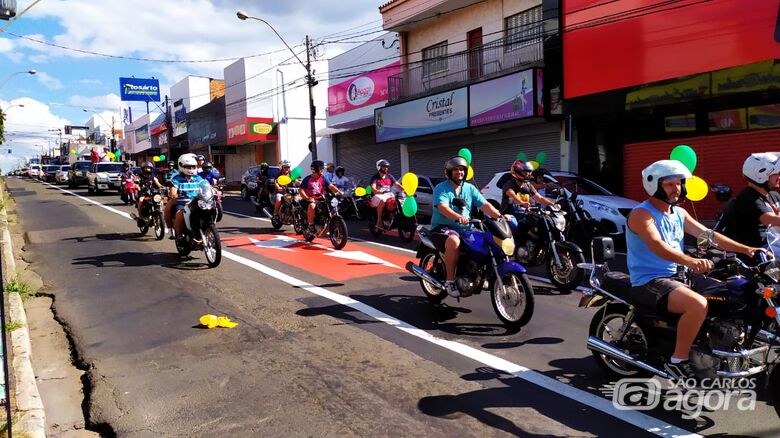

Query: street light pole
[[0, 69, 36, 90], [236, 11, 319, 161]]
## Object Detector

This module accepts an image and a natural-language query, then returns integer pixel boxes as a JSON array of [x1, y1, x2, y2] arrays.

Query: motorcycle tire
[[240, 186, 249, 200], [419, 253, 447, 304], [589, 304, 646, 379], [271, 214, 283, 230], [138, 217, 149, 236], [203, 224, 222, 268], [293, 211, 305, 235], [546, 247, 585, 292], [329, 217, 348, 250], [216, 203, 223, 223], [303, 226, 316, 242], [175, 236, 192, 257], [154, 212, 165, 240], [490, 272, 535, 330], [398, 217, 416, 243]]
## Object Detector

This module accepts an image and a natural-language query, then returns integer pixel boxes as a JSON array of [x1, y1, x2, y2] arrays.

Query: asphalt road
[[7, 176, 780, 437]]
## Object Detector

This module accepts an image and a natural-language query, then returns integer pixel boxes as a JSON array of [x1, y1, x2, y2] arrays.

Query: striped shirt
[[172, 174, 205, 201]]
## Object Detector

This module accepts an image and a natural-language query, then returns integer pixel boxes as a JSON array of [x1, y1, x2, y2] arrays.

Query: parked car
[[87, 162, 124, 194], [68, 160, 92, 188], [414, 175, 446, 219], [55, 165, 70, 184], [40, 165, 59, 182], [480, 171, 639, 236], [240, 165, 281, 200]]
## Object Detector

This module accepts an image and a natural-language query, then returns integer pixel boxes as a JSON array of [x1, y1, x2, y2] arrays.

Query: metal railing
[[388, 27, 544, 103]]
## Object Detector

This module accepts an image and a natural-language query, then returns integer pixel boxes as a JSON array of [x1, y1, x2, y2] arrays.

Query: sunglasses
[[181, 165, 196, 169]]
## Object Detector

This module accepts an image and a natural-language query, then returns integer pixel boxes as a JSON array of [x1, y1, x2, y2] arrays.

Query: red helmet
[[511, 160, 533, 179]]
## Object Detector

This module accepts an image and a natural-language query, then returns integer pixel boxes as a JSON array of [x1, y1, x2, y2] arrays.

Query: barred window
[[422, 41, 448, 77], [505, 6, 542, 52]]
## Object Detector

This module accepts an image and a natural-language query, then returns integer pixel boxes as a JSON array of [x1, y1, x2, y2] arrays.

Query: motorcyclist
[[299, 160, 342, 234], [134, 161, 164, 225], [430, 156, 506, 298], [502, 160, 555, 242], [165, 153, 207, 240], [162, 161, 178, 186], [530, 167, 554, 198], [196, 154, 206, 174], [626, 159, 759, 381], [198, 161, 221, 186], [720, 153, 780, 249], [273, 160, 295, 218], [370, 159, 404, 231], [324, 163, 336, 181], [118, 162, 137, 199], [331, 166, 350, 190]]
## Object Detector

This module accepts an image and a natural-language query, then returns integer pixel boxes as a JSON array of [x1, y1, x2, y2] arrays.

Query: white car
[[55, 165, 70, 184], [480, 171, 639, 236], [27, 166, 39, 178]]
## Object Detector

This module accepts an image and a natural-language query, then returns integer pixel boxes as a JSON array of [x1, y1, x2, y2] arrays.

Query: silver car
[[415, 175, 446, 219]]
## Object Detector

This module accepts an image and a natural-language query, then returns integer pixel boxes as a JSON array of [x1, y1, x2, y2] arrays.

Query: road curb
[[0, 180, 46, 437]]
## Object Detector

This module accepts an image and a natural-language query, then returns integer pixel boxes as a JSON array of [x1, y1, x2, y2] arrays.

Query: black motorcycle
[[271, 187, 306, 234], [512, 205, 585, 291], [137, 186, 166, 240], [252, 177, 277, 220], [552, 182, 610, 252], [213, 177, 226, 223], [367, 191, 417, 242], [338, 186, 367, 221], [581, 231, 780, 413], [302, 193, 348, 250], [174, 182, 222, 267]]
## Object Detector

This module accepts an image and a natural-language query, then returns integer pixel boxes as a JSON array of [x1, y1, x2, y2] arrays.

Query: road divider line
[[47, 182, 697, 437]]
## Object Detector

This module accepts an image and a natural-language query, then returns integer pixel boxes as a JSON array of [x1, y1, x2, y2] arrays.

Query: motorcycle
[[120, 176, 138, 205], [251, 177, 277, 220], [174, 180, 222, 267], [552, 182, 611, 252], [137, 186, 166, 240], [406, 216, 535, 330], [271, 187, 307, 234], [367, 190, 417, 242], [213, 177, 226, 223], [512, 205, 586, 291], [580, 229, 780, 412], [302, 193, 349, 250], [338, 186, 367, 221]]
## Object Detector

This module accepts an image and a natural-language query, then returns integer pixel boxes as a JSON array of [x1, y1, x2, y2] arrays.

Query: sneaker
[[444, 280, 460, 298], [664, 359, 697, 382], [168, 229, 176, 240]]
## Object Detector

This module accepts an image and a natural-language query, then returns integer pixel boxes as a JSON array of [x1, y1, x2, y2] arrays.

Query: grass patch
[[0, 414, 33, 438], [4, 275, 32, 298], [3, 321, 23, 332]]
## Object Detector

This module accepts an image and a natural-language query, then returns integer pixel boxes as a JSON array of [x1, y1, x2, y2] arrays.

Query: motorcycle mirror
[[696, 229, 715, 250]]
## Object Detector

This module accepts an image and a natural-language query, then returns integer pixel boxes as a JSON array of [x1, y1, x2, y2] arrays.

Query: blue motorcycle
[[406, 217, 535, 329]]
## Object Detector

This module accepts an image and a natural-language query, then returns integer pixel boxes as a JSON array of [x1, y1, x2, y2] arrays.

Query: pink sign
[[328, 61, 401, 116]]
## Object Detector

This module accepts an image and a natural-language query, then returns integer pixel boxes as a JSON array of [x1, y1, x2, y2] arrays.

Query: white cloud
[[1, 98, 71, 167], [78, 79, 103, 86], [36, 72, 63, 90], [67, 93, 122, 111], [0, 38, 14, 53]]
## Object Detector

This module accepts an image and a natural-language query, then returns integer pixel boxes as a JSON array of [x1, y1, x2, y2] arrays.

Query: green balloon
[[402, 196, 418, 217], [670, 144, 697, 173], [365, 185, 372, 195], [159, 155, 166, 161], [516, 152, 528, 162], [290, 166, 302, 180], [458, 148, 473, 166], [535, 151, 547, 165]]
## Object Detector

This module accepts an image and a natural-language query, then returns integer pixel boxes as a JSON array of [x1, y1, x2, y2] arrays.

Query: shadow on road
[[63, 232, 148, 243], [72, 251, 176, 268], [481, 337, 563, 350]]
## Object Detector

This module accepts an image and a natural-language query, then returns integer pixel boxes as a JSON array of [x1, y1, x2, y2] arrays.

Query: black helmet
[[141, 161, 154, 170], [167, 161, 175, 168], [203, 161, 213, 171], [335, 166, 345, 176], [531, 167, 547, 179], [122, 162, 130, 169], [196, 154, 205, 162], [445, 156, 468, 182], [311, 160, 325, 172]]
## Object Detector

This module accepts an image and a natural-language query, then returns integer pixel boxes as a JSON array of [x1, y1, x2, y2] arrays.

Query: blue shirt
[[626, 200, 685, 286], [431, 180, 486, 232], [171, 174, 205, 201], [198, 169, 220, 185]]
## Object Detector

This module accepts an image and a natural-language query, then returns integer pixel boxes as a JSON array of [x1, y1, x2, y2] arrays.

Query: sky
[[0, 0, 388, 171]]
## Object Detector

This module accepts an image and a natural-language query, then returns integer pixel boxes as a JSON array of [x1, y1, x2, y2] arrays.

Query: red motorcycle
[[120, 176, 138, 205]]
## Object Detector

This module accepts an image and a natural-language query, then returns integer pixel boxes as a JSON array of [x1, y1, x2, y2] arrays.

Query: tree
[[0, 108, 5, 145]]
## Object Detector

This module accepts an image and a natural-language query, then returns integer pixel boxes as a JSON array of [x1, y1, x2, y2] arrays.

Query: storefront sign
[[748, 104, 780, 129], [625, 74, 709, 110], [227, 117, 278, 145], [149, 123, 167, 136], [664, 114, 697, 133], [119, 77, 161, 102], [375, 88, 468, 142], [712, 60, 780, 96], [469, 69, 536, 127], [709, 108, 747, 131], [328, 61, 401, 116], [173, 102, 187, 137], [210, 145, 237, 155], [134, 124, 150, 143]]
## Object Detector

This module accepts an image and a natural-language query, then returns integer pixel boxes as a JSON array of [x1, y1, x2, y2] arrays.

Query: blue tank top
[[626, 200, 685, 286]]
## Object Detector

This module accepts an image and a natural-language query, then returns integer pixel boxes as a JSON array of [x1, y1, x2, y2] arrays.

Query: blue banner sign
[[119, 77, 161, 102]]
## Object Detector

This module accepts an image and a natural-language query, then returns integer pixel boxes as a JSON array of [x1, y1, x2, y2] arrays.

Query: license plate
[[98, 184, 108, 189]]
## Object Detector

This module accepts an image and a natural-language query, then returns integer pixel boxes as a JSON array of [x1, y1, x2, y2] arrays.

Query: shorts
[[429, 225, 465, 253], [628, 273, 722, 314], [274, 193, 284, 202], [370, 192, 394, 208], [173, 198, 191, 213]]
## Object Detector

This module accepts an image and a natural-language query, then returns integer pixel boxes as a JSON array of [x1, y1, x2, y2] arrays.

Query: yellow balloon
[[199, 314, 218, 329], [520, 194, 530, 203], [466, 166, 474, 181], [216, 316, 238, 328], [355, 187, 366, 197], [402, 172, 418, 196], [277, 175, 292, 186], [686, 175, 708, 201], [70, 149, 76, 154], [528, 160, 539, 170], [152, 156, 160, 162]]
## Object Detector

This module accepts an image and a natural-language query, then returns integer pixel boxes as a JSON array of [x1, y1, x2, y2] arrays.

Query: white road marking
[[44, 182, 697, 437]]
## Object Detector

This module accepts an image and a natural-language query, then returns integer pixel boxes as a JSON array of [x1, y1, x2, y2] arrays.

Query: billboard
[[226, 117, 278, 145], [469, 69, 537, 127], [375, 88, 468, 142], [563, 0, 780, 99], [119, 77, 161, 102], [328, 61, 401, 117]]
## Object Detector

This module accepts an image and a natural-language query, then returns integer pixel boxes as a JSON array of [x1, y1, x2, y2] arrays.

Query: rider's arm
[[759, 212, 780, 227], [682, 209, 757, 257], [533, 192, 555, 207], [437, 203, 468, 224], [328, 182, 342, 195], [169, 186, 178, 199], [628, 208, 698, 267], [505, 187, 530, 208], [153, 177, 163, 189], [479, 201, 502, 220]]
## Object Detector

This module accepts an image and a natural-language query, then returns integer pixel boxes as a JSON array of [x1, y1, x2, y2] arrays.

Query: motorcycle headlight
[[588, 201, 620, 217], [553, 214, 566, 231], [495, 236, 515, 257], [198, 199, 215, 209], [153, 194, 162, 203], [331, 197, 339, 207]]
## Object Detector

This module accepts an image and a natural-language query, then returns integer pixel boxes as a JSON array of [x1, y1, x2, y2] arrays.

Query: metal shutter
[[335, 127, 402, 186]]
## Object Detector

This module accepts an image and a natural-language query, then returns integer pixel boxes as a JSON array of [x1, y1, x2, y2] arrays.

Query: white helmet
[[642, 159, 692, 202], [178, 153, 198, 176], [742, 152, 780, 185], [376, 159, 389, 170]]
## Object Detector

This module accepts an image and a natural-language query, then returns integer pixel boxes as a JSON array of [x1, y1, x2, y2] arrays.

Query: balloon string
[[689, 200, 698, 221]]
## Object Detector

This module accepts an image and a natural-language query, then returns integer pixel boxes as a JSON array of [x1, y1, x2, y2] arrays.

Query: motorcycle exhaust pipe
[[405, 261, 444, 291], [261, 207, 273, 219], [587, 336, 671, 379]]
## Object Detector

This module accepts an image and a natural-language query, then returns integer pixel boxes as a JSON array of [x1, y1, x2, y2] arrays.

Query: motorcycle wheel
[[138, 216, 149, 236], [490, 272, 535, 330], [589, 304, 646, 379], [303, 226, 316, 242], [175, 236, 191, 257], [203, 224, 222, 268], [153, 212, 165, 240], [329, 217, 348, 250], [546, 247, 585, 291], [216, 203, 223, 223], [293, 211, 305, 235], [240, 186, 249, 200], [398, 217, 416, 243], [419, 253, 447, 304], [271, 214, 283, 230]]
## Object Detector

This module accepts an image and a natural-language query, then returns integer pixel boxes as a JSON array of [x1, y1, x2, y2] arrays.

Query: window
[[505, 6, 542, 52], [422, 41, 448, 77]]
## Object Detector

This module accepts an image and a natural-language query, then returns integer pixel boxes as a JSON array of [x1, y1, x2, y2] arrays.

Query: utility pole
[[306, 35, 318, 161]]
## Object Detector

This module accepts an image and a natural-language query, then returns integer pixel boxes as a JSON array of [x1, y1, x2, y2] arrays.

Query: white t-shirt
[[331, 175, 350, 188]]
